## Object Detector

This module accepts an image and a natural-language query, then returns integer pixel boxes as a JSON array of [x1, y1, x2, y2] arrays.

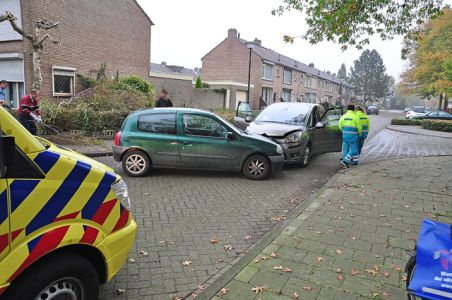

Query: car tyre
[[242, 154, 270, 180], [2, 252, 99, 300], [123, 150, 151, 177], [405, 255, 422, 300], [301, 144, 311, 167]]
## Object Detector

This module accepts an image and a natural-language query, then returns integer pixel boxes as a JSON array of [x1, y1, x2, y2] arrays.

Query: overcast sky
[[138, 0, 410, 81]]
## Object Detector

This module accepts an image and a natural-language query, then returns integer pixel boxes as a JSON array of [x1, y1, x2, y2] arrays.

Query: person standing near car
[[355, 105, 370, 154], [19, 89, 41, 135], [0, 80, 10, 109], [155, 89, 173, 107], [339, 104, 362, 168]]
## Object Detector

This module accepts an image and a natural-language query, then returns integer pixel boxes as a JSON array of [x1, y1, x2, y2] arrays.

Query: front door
[[0, 178, 8, 261], [179, 113, 240, 169], [319, 107, 343, 152]]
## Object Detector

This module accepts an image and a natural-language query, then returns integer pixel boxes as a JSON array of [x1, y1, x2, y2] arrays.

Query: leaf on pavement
[[273, 265, 283, 270], [116, 288, 126, 295], [351, 269, 361, 275], [158, 240, 175, 245], [391, 263, 401, 271], [220, 288, 229, 295], [251, 286, 265, 293], [244, 235, 253, 240], [224, 245, 234, 251], [365, 268, 378, 276], [315, 256, 325, 262], [383, 271, 390, 278], [293, 292, 300, 299], [337, 273, 345, 281], [182, 260, 192, 266], [283, 267, 292, 273], [351, 236, 357, 240], [139, 250, 148, 256], [271, 216, 287, 222], [271, 252, 278, 258], [209, 238, 220, 244], [336, 249, 344, 255], [303, 286, 313, 291], [401, 275, 407, 282], [254, 256, 269, 263], [128, 258, 135, 263]]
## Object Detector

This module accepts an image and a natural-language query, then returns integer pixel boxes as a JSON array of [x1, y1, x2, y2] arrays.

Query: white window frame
[[52, 66, 76, 97], [282, 89, 291, 102], [283, 68, 292, 84], [304, 76, 312, 88], [262, 63, 273, 81], [262, 87, 273, 104]]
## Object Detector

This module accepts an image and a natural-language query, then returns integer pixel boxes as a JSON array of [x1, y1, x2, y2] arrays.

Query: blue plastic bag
[[409, 219, 452, 299]]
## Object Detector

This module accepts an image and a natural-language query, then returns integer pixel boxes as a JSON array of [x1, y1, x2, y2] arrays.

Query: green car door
[[177, 112, 243, 170]]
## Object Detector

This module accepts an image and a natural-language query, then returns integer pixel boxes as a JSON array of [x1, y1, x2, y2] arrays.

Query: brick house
[[202, 29, 354, 109], [0, 0, 153, 107]]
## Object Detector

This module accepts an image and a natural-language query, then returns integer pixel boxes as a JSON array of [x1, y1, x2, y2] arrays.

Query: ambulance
[[0, 106, 137, 299]]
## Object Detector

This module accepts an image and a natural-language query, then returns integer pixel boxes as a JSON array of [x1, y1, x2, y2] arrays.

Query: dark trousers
[[19, 115, 37, 135]]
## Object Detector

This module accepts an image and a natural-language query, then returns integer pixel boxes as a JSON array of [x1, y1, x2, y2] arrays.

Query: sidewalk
[[387, 125, 452, 139], [203, 156, 452, 300]]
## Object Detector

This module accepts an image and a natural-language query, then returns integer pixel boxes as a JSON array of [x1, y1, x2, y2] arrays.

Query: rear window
[[137, 113, 177, 135], [412, 106, 425, 113]]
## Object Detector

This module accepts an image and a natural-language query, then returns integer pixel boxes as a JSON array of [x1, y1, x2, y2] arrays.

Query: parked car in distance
[[366, 105, 379, 115], [406, 106, 432, 119], [235, 102, 343, 166], [113, 108, 284, 180], [411, 111, 452, 120]]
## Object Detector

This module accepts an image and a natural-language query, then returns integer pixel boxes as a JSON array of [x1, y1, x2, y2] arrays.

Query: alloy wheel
[[35, 277, 84, 300], [248, 159, 265, 177], [125, 154, 146, 174]]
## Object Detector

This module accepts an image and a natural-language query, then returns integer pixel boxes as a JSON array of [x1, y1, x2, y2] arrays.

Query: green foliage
[[391, 118, 422, 126], [422, 119, 452, 132], [195, 76, 203, 89], [349, 49, 391, 101], [41, 79, 155, 132], [337, 63, 347, 81], [115, 76, 155, 95], [274, 0, 443, 53], [78, 75, 96, 89]]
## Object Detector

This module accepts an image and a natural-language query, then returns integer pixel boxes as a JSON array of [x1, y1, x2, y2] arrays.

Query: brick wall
[[150, 76, 225, 109], [0, 0, 152, 100]]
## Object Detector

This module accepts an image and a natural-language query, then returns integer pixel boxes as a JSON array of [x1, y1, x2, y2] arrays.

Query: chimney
[[161, 61, 166, 66], [253, 38, 262, 46], [228, 28, 238, 39], [327, 71, 331, 75], [309, 63, 314, 68]]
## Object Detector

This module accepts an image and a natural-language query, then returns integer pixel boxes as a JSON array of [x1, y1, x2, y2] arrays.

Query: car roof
[[267, 102, 317, 108], [130, 107, 217, 117]]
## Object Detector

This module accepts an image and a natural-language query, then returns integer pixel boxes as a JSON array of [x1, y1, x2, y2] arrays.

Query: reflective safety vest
[[339, 110, 362, 140], [356, 111, 370, 138]]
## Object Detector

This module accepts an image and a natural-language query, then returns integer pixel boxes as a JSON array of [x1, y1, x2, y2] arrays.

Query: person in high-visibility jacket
[[339, 104, 362, 168], [355, 105, 370, 154]]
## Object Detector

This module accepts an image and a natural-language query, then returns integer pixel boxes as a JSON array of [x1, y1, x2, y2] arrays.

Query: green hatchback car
[[113, 108, 284, 180]]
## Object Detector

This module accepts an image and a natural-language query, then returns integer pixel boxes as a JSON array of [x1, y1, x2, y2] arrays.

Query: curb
[[83, 151, 113, 158], [196, 170, 345, 300], [386, 125, 452, 140]]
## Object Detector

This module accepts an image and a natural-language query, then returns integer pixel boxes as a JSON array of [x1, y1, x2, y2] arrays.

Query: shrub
[[391, 119, 422, 126], [115, 76, 155, 95], [195, 76, 203, 89], [421, 120, 452, 132]]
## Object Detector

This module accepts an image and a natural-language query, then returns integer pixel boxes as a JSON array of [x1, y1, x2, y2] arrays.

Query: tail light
[[114, 131, 122, 146]]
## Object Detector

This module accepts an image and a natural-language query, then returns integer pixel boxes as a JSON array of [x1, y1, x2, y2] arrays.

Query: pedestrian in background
[[355, 105, 370, 154], [0, 80, 9, 108], [19, 89, 41, 135], [155, 89, 173, 107], [339, 104, 362, 168]]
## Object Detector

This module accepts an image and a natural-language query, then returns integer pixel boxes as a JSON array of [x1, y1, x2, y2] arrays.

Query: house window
[[262, 87, 273, 104], [52, 66, 76, 97], [282, 89, 291, 102], [304, 76, 312, 88], [283, 68, 292, 84], [262, 64, 273, 81]]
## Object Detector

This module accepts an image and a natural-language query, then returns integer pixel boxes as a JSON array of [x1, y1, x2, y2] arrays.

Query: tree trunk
[[32, 47, 43, 90], [444, 96, 449, 112], [438, 93, 443, 110]]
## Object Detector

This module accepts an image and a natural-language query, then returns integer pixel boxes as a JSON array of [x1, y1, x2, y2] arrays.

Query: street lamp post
[[246, 42, 255, 103]]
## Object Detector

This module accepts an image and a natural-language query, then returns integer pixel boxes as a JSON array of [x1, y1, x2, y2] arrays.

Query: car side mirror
[[0, 135, 15, 179], [315, 122, 325, 129], [245, 115, 253, 123], [226, 132, 235, 140]]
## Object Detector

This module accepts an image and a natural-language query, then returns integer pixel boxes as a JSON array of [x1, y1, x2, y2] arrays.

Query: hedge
[[391, 119, 422, 126], [422, 120, 452, 132]]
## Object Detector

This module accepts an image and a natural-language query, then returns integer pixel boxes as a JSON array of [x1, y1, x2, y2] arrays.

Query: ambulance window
[[6, 147, 44, 179]]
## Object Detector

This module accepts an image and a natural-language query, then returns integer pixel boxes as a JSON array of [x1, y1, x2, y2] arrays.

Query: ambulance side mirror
[[0, 136, 15, 179]]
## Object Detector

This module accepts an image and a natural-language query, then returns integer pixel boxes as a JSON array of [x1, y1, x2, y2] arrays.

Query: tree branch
[[36, 33, 59, 47], [36, 19, 59, 30], [0, 11, 33, 40]]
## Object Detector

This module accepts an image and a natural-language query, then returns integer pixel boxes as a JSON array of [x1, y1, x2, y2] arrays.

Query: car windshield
[[255, 103, 310, 125], [368, 106, 376, 109]]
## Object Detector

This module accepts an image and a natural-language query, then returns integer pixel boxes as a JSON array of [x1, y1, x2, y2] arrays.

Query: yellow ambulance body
[[0, 106, 136, 299]]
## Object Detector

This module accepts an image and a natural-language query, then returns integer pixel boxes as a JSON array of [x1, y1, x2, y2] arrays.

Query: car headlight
[[276, 144, 283, 154], [112, 179, 131, 211], [285, 131, 302, 144]]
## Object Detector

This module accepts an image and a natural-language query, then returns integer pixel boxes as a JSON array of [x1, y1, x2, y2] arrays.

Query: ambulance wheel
[[123, 150, 150, 177], [3, 252, 99, 300]]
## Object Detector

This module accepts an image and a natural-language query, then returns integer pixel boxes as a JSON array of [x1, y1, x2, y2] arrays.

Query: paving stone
[[249, 270, 289, 293], [235, 266, 259, 283]]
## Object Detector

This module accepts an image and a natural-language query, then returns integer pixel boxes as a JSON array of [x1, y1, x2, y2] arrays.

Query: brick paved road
[[95, 112, 395, 299], [211, 156, 452, 300]]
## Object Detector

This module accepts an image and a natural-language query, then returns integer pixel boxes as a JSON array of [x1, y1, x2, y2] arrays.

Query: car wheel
[[405, 256, 422, 300], [2, 253, 99, 300], [122, 150, 150, 177], [242, 155, 270, 180], [301, 145, 311, 167]]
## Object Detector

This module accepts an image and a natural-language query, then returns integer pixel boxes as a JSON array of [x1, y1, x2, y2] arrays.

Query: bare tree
[[0, 11, 59, 90]]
